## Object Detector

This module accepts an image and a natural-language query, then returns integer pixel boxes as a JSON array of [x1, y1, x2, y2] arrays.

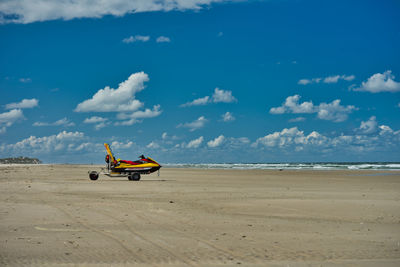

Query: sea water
[[163, 162, 400, 170]]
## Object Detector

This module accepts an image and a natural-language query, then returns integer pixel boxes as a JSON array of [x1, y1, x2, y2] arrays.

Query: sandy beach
[[0, 164, 399, 266]]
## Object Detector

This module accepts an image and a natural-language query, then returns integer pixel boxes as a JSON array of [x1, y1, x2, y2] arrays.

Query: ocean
[[163, 162, 400, 171]]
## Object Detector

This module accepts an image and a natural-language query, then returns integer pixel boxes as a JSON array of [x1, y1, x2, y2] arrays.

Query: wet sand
[[0, 165, 399, 266]]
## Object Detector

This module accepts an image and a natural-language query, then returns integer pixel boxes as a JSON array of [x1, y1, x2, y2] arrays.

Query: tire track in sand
[[134, 210, 247, 263], [91, 206, 196, 266], [36, 194, 146, 264]]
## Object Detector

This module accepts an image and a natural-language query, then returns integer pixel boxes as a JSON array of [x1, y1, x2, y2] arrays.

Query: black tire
[[128, 173, 141, 181], [133, 173, 141, 181], [89, 171, 99, 180]]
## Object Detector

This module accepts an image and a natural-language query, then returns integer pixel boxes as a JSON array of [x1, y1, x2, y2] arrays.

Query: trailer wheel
[[128, 173, 141, 181], [89, 171, 99, 180]]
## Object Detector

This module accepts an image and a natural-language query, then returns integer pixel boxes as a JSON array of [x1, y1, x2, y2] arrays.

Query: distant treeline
[[0, 156, 42, 164]]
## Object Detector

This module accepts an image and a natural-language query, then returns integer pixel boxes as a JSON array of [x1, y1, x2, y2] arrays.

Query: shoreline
[[1, 162, 400, 171]]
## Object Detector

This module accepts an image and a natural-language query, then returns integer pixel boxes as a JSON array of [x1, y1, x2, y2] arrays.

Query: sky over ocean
[[0, 0, 399, 164]]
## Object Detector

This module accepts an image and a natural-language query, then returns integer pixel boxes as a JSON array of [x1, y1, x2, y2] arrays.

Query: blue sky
[[1, 0, 400, 163]]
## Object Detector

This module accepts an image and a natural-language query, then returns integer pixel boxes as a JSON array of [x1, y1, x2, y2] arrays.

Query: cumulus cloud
[[122, 35, 150, 43], [252, 123, 400, 155], [75, 72, 148, 113], [161, 132, 178, 141], [83, 116, 107, 124], [1, 131, 85, 154], [212, 88, 237, 103], [186, 136, 204, 148], [270, 95, 314, 114], [253, 127, 327, 148], [352, 70, 400, 93], [270, 95, 357, 122], [323, 75, 355, 83], [298, 74, 354, 85], [207, 135, 225, 148], [0, 109, 24, 134], [358, 116, 378, 134], [0, 0, 231, 24], [221, 111, 235, 122], [147, 141, 160, 149], [177, 116, 207, 131], [180, 96, 210, 107], [156, 36, 171, 43], [33, 117, 75, 127], [5, 98, 38, 109], [115, 104, 161, 125], [298, 78, 321, 85], [317, 100, 357, 122], [83, 116, 109, 130], [180, 88, 237, 107], [110, 140, 134, 150], [74, 72, 161, 126]]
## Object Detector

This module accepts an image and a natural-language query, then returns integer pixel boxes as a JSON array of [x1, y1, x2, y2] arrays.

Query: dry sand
[[0, 164, 399, 266]]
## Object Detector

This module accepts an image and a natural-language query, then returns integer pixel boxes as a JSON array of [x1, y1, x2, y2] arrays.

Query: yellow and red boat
[[89, 143, 162, 181]]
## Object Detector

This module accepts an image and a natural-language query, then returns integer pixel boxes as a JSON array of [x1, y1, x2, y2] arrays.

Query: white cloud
[[5, 98, 38, 109], [83, 116, 108, 124], [161, 132, 178, 142], [342, 75, 356, 81], [207, 135, 225, 148], [323, 75, 355, 83], [270, 95, 357, 122], [177, 116, 207, 131], [115, 104, 161, 125], [75, 72, 160, 126], [222, 111, 235, 122], [156, 36, 170, 43], [19, 77, 31, 83], [323, 75, 341, 83], [75, 72, 148, 113], [110, 141, 134, 150], [180, 96, 210, 107], [378, 125, 394, 136], [288, 117, 305, 123], [352, 70, 400, 93], [181, 88, 237, 107], [212, 88, 237, 103], [358, 116, 378, 134], [269, 95, 314, 114], [0, 0, 231, 24], [252, 124, 400, 155], [33, 117, 75, 127], [298, 78, 321, 85], [0, 109, 24, 134], [253, 127, 327, 148], [122, 35, 150, 43], [83, 116, 109, 130], [298, 74, 354, 85], [147, 141, 160, 149], [94, 122, 109, 130], [317, 100, 357, 122], [186, 136, 204, 148], [2, 131, 85, 153]]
